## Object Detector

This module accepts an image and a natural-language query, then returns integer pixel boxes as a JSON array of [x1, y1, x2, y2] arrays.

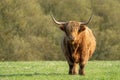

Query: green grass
[[0, 61, 120, 80]]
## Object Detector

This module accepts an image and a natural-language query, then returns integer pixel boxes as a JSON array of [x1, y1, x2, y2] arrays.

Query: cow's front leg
[[79, 63, 85, 75], [68, 64, 73, 75]]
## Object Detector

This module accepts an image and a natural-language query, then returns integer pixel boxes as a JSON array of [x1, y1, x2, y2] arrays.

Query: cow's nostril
[[71, 38, 74, 41]]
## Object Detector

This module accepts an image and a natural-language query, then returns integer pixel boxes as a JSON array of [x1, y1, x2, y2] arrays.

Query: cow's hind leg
[[72, 63, 79, 75], [68, 62, 79, 75]]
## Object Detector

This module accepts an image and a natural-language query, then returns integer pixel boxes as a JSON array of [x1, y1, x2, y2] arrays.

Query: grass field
[[0, 61, 120, 80]]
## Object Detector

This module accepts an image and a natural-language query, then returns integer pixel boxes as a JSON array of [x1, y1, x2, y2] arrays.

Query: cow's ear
[[81, 25, 86, 31], [59, 24, 66, 31], [79, 25, 86, 32], [59, 25, 64, 31]]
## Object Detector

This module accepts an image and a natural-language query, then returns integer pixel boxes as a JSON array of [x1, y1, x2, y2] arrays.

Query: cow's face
[[61, 21, 85, 43]]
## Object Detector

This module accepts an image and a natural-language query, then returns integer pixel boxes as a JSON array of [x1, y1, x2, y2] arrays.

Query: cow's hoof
[[80, 73, 85, 76], [79, 71, 85, 76], [69, 72, 78, 75]]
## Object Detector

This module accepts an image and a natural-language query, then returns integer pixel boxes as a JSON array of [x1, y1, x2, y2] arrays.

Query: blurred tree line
[[0, 0, 120, 61]]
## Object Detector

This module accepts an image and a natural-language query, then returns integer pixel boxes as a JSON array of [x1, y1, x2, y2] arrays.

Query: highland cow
[[51, 14, 96, 75]]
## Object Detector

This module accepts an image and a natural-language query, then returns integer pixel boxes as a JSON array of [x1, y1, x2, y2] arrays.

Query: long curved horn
[[80, 14, 93, 25], [50, 13, 67, 25]]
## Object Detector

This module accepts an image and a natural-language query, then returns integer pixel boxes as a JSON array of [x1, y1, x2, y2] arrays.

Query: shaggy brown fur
[[60, 21, 96, 75], [51, 15, 96, 75]]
